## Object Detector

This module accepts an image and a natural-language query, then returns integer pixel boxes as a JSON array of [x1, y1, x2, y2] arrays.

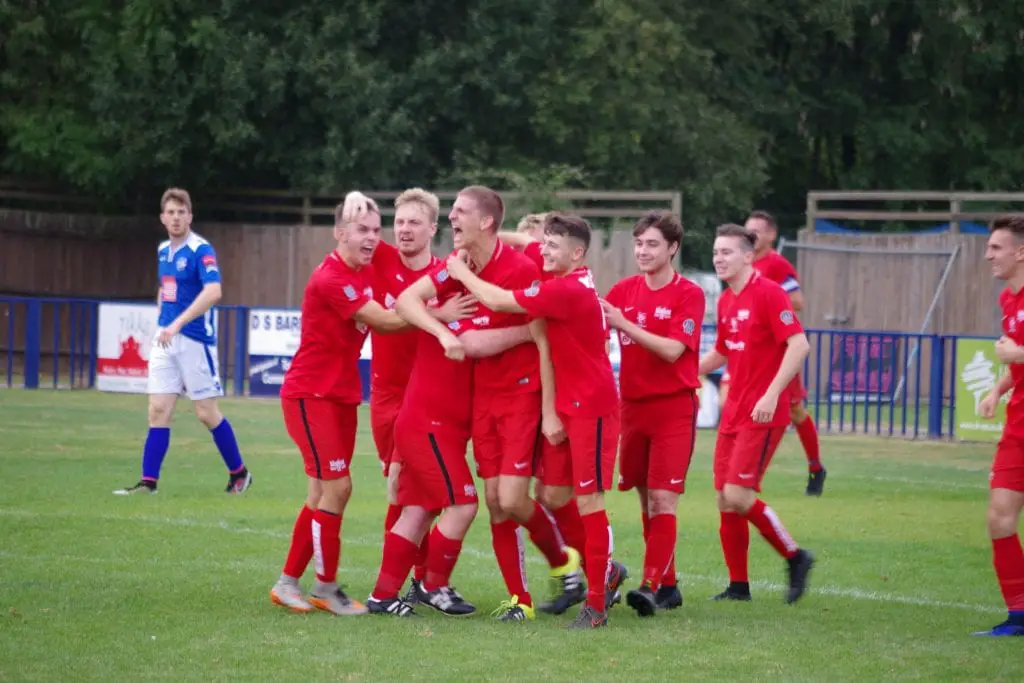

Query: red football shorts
[[370, 386, 404, 477], [992, 434, 1024, 491], [618, 391, 699, 494], [473, 391, 543, 479], [539, 411, 619, 496], [395, 414, 477, 511], [713, 426, 787, 492], [281, 397, 357, 481], [787, 372, 808, 404]]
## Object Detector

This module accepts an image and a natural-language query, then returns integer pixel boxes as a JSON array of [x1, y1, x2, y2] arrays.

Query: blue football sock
[[141, 427, 171, 481], [211, 418, 244, 473]]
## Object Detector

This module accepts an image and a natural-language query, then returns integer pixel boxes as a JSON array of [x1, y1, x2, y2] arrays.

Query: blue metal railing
[[0, 295, 980, 439]]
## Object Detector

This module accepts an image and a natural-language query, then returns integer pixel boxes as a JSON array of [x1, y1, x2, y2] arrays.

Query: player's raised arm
[[460, 325, 532, 358], [395, 274, 465, 360], [601, 298, 685, 364], [496, 231, 536, 249]]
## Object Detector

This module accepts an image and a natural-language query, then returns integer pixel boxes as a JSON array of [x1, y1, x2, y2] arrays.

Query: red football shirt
[[369, 242, 440, 393], [281, 251, 372, 403], [605, 273, 705, 401], [432, 242, 541, 397], [754, 249, 801, 295], [398, 311, 475, 438], [1000, 287, 1024, 438], [523, 241, 555, 282], [715, 271, 804, 433], [513, 267, 618, 417]]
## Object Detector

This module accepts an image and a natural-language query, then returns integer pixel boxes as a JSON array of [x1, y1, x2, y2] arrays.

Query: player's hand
[[751, 392, 778, 424], [542, 411, 566, 445], [599, 299, 625, 330], [440, 333, 466, 361], [156, 322, 181, 348], [435, 293, 478, 323], [445, 254, 472, 282], [995, 336, 1020, 364], [979, 391, 999, 419]]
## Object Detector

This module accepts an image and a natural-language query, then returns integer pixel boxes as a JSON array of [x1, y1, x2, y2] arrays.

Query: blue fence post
[[88, 302, 99, 388], [927, 335, 945, 438], [234, 307, 248, 396], [24, 299, 42, 389]]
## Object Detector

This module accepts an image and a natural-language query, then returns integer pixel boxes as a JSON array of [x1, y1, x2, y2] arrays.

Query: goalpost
[[777, 237, 960, 405]]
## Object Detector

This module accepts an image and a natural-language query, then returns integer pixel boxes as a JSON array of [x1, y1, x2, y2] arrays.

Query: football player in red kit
[[972, 215, 1024, 637], [601, 211, 704, 616], [745, 210, 826, 496], [446, 212, 622, 629], [698, 223, 815, 604]]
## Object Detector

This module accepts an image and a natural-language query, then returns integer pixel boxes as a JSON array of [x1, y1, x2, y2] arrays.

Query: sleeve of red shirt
[[514, 277, 569, 320], [762, 285, 804, 344], [523, 241, 544, 271], [489, 259, 540, 326], [605, 281, 624, 309], [428, 259, 462, 299], [323, 270, 371, 321], [667, 285, 706, 351], [775, 257, 801, 293], [714, 299, 729, 357]]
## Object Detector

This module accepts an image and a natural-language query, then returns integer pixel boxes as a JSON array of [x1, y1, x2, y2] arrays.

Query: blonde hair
[[395, 188, 440, 224], [334, 191, 380, 224], [161, 187, 192, 213], [517, 212, 547, 233]]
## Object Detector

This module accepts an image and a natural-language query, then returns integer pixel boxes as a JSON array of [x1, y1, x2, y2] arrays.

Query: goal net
[[777, 237, 959, 418]]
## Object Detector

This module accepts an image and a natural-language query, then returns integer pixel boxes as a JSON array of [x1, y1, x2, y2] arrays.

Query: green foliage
[[3, 0, 1024, 247]]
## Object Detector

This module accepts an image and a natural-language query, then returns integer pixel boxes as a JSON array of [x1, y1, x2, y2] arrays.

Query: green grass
[[0, 390, 1019, 682]]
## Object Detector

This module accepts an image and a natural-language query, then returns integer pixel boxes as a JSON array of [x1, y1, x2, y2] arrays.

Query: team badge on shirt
[[524, 281, 541, 297], [436, 269, 449, 283], [780, 310, 795, 325], [682, 318, 695, 335], [343, 285, 358, 301], [175, 257, 187, 271]]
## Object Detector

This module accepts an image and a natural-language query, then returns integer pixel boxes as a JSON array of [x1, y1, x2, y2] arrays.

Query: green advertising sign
[[954, 338, 1008, 442]]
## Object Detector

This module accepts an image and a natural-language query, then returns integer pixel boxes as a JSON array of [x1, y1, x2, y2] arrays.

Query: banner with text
[[247, 308, 371, 398], [954, 337, 1007, 442], [96, 303, 159, 393]]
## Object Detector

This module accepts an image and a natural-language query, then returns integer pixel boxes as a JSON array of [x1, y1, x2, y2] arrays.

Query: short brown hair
[[458, 185, 505, 231], [544, 212, 592, 251], [990, 215, 1024, 238], [161, 188, 192, 213], [632, 210, 682, 248], [716, 223, 756, 251], [746, 210, 777, 231]]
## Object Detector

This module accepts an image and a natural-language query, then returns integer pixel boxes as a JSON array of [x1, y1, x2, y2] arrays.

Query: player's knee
[[540, 486, 572, 511], [790, 403, 806, 423], [576, 492, 603, 516], [147, 398, 174, 427], [647, 490, 678, 516], [987, 505, 1018, 539], [193, 399, 222, 429], [497, 481, 529, 516], [720, 486, 754, 514]]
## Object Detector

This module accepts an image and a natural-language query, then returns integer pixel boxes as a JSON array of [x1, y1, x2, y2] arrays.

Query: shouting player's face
[[161, 199, 192, 240], [713, 235, 753, 284], [394, 202, 436, 256], [634, 226, 676, 274], [986, 228, 1024, 281], [338, 211, 382, 266], [745, 217, 775, 254], [448, 194, 490, 251]]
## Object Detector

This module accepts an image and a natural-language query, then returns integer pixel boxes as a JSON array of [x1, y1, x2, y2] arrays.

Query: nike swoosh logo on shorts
[[579, 479, 594, 487]]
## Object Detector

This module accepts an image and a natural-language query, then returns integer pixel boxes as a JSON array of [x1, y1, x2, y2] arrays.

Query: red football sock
[[282, 505, 315, 579], [993, 534, 1024, 612], [371, 531, 419, 600], [795, 417, 822, 472], [413, 529, 430, 581], [384, 503, 402, 533], [523, 501, 569, 568], [744, 499, 799, 559], [491, 520, 532, 606], [582, 510, 611, 612], [642, 513, 676, 590], [312, 509, 342, 584], [423, 527, 463, 592], [719, 511, 750, 583], [551, 500, 588, 566], [641, 510, 651, 539]]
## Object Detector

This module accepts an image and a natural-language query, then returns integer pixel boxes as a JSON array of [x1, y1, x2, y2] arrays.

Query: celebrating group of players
[[116, 185, 1024, 636], [265, 186, 816, 628]]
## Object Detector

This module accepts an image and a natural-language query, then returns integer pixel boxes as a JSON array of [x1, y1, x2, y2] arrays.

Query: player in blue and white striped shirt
[[114, 188, 252, 495]]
